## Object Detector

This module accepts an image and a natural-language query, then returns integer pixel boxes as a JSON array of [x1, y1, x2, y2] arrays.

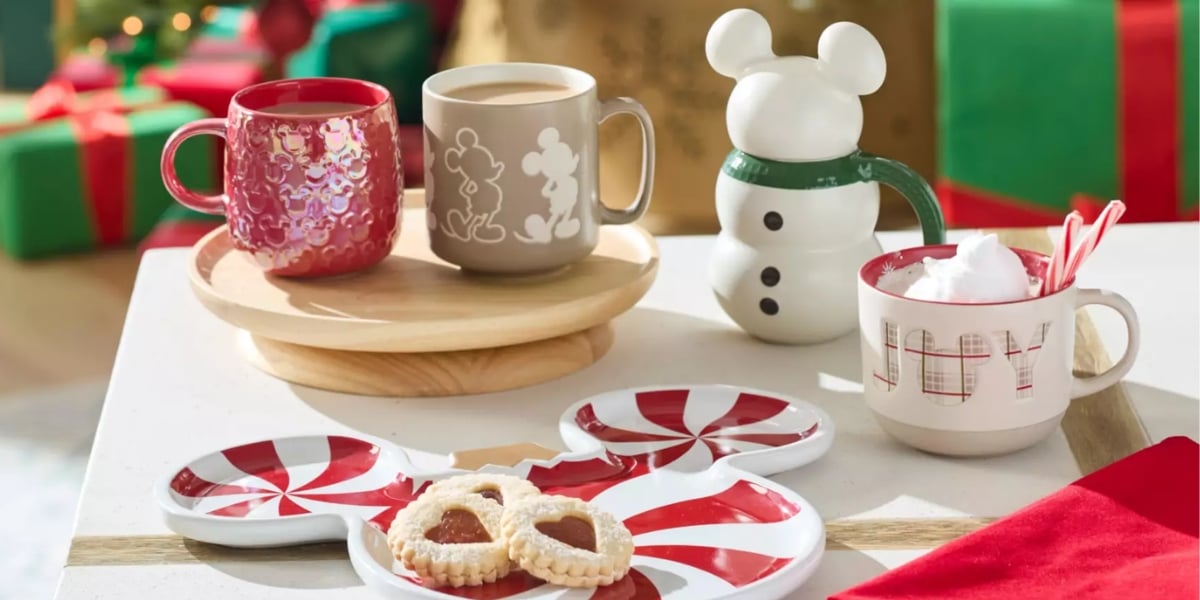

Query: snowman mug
[[422, 62, 655, 275], [160, 77, 403, 278], [857, 245, 1140, 457]]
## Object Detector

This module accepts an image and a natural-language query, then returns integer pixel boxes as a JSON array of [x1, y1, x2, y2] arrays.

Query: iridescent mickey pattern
[[226, 104, 402, 277]]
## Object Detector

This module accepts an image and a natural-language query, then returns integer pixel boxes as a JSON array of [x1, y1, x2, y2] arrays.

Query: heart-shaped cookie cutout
[[388, 493, 512, 587], [502, 495, 635, 588], [476, 487, 503, 505], [535, 515, 596, 552], [425, 508, 492, 544]]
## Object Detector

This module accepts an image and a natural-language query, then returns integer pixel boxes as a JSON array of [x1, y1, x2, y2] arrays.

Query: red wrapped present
[[830, 436, 1199, 600], [185, 35, 270, 63], [50, 53, 120, 93], [138, 59, 264, 183], [137, 203, 226, 255], [138, 60, 264, 118]]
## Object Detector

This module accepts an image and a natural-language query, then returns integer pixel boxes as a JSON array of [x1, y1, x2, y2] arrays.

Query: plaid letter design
[[873, 320, 901, 392], [902, 330, 992, 406], [991, 324, 1051, 400], [878, 322, 1054, 404]]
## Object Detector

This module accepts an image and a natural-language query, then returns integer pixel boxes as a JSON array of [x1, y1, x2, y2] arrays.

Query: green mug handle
[[855, 152, 946, 245]]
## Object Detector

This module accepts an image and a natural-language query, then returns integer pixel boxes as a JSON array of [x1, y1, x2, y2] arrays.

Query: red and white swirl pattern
[[573, 388, 821, 471], [168, 436, 423, 530], [388, 462, 812, 599], [167, 434, 818, 599]]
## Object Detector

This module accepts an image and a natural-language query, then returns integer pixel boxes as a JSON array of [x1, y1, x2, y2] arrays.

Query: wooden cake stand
[[187, 207, 659, 397]]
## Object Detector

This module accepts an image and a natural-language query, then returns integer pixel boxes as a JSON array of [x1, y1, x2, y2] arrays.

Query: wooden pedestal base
[[238, 323, 614, 397]]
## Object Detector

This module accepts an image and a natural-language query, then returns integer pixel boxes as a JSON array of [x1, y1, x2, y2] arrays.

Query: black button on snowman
[[706, 9, 945, 345], [763, 211, 783, 231]]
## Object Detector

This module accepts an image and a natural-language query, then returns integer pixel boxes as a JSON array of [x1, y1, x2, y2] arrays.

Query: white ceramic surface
[[705, 10, 888, 345]]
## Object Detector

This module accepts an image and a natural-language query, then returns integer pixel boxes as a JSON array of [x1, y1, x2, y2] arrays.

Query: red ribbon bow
[[24, 79, 128, 123], [10, 79, 136, 246]]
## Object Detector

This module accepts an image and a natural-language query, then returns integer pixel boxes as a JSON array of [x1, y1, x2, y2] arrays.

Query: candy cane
[[1041, 211, 1082, 295], [1060, 200, 1126, 291]]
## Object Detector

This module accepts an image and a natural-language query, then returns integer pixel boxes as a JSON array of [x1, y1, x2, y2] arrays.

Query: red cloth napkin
[[831, 436, 1199, 600]]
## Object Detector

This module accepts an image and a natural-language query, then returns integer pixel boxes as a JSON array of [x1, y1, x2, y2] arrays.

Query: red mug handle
[[161, 118, 227, 214]]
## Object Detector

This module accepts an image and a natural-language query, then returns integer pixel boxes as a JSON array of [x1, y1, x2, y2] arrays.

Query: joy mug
[[422, 62, 655, 274], [857, 245, 1140, 456], [161, 77, 403, 277]]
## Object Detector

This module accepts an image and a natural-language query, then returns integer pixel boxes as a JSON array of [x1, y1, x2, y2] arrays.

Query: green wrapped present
[[0, 81, 214, 259], [936, 0, 1198, 226], [200, 4, 257, 39], [286, 2, 434, 124]]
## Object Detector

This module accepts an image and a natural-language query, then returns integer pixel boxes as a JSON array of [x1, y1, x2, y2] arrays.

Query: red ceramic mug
[[161, 77, 403, 277]]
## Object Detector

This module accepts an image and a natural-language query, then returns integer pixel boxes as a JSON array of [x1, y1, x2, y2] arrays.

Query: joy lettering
[[873, 321, 1051, 404]]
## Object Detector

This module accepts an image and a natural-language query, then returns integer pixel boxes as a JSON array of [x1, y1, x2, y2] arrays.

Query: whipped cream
[[878, 233, 1033, 303]]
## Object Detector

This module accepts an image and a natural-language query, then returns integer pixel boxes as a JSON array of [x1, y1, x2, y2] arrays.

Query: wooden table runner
[[67, 228, 1148, 566]]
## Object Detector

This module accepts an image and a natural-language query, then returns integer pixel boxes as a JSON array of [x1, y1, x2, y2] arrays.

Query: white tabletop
[[55, 221, 1199, 599]]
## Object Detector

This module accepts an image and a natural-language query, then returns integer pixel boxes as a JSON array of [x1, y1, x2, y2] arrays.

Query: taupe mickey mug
[[422, 62, 655, 274]]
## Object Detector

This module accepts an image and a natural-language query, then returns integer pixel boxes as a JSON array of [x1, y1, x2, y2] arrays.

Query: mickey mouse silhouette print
[[442, 128, 506, 243], [517, 127, 581, 244]]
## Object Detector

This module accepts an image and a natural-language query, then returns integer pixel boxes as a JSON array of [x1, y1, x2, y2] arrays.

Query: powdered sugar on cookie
[[501, 495, 634, 587], [387, 473, 634, 589], [424, 473, 540, 506], [387, 493, 510, 587]]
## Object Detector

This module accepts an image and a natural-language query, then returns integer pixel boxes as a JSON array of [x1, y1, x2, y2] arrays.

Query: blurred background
[[0, 0, 1195, 597]]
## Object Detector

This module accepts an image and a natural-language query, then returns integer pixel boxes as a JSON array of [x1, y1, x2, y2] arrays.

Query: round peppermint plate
[[155, 385, 832, 599], [561, 384, 835, 475]]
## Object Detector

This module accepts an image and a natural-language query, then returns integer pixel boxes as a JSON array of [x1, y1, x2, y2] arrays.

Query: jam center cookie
[[387, 493, 511, 588], [502, 495, 634, 588], [426, 509, 493, 544], [477, 487, 503, 504], [534, 516, 596, 552]]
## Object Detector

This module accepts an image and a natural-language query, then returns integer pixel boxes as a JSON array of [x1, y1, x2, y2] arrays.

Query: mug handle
[[161, 118, 228, 214], [597, 98, 655, 225], [856, 152, 946, 245], [1069, 288, 1141, 398]]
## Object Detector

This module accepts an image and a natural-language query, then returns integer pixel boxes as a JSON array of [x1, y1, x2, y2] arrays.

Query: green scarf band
[[721, 149, 947, 245]]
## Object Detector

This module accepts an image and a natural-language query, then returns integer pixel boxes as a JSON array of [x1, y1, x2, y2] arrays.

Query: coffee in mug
[[259, 101, 370, 115], [160, 78, 403, 278], [422, 62, 656, 275], [443, 82, 576, 104]]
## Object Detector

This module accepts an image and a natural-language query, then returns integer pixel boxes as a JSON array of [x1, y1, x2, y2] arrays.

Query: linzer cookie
[[424, 473, 540, 506], [387, 493, 511, 587], [501, 495, 634, 587]]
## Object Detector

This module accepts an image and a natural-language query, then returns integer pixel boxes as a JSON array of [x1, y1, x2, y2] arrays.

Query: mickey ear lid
[[817, 21, 887, 95], [706, 8, 776, 79]]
